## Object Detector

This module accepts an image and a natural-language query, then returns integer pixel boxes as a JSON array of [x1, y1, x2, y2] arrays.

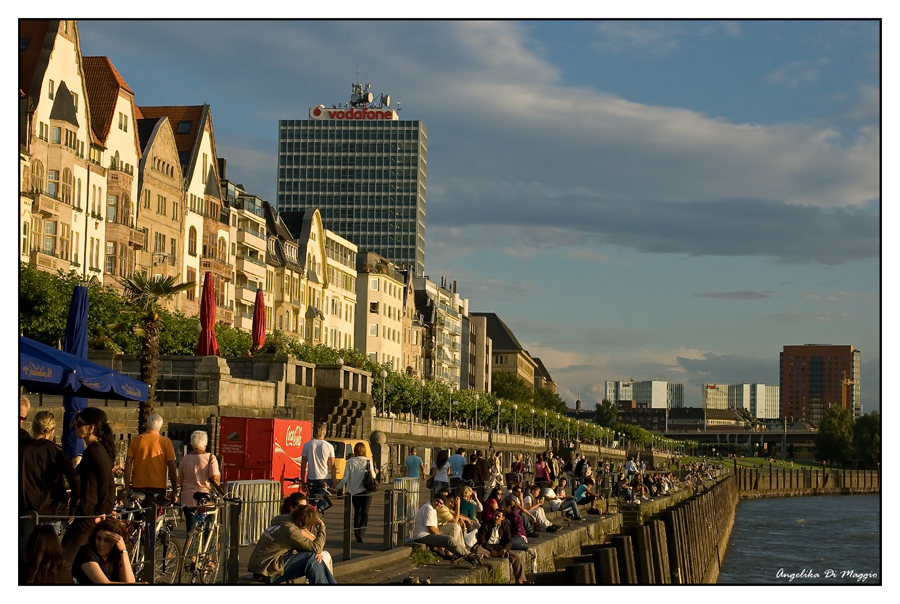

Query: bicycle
[[179, 490, 240, 584], [116, 491, 182, 584]]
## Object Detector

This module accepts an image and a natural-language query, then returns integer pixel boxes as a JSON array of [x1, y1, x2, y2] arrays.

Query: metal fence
[[224, 480, 282, 546], [392, 477, 420, 545]]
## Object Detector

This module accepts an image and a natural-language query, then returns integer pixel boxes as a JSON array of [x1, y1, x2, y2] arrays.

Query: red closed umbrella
[[251, 287, 266, 352], [196, 271, 220, 357]]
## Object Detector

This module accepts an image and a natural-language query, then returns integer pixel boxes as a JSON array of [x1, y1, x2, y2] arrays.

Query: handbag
[[363, 460, 379, 492], [425, 476, 434, 489]]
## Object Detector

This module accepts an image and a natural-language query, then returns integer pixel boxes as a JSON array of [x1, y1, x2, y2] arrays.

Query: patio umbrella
[[62, 284, 89, 458], [251, 287, 266, 352], [195, 271, 220, 357], [20, 337, 149, 401]]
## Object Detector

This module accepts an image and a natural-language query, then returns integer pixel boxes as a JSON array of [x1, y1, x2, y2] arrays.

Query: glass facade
[[276, 118, 427, 276]]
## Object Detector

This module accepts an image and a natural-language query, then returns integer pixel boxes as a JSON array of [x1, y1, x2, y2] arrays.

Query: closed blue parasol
[[62, 284, 89, 457], [19, 336, 149, 401]]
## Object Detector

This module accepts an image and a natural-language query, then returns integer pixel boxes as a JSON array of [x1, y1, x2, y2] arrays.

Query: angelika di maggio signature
[[776, 568, 879, 583]]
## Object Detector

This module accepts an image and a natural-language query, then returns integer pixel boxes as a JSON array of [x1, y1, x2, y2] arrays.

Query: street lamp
[[419, 378, 426, 423], [380, 369, 388, 416], [474, 393, 479, 431], [496, 400, 502, 433], [556, 414, 560, 440], [513, 404, 518, 435], [543, 410, 548, 439], [448, 384, 454, 427], [567, 418, 571, 442], [531, 408, 535, 437]]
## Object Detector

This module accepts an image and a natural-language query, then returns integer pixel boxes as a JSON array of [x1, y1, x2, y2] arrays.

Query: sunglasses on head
[[74, 419, 90, 428]]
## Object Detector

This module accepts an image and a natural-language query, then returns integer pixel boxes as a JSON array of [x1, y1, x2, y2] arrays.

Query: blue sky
[[73, 19, 881, 413]]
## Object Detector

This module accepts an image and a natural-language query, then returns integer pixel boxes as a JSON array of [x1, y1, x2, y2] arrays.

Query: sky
[[71, 18, 881, 413]]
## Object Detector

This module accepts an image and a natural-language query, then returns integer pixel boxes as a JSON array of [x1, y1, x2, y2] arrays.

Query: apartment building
[[606, 380, 684, 409], [20, 20, 102, 280], [417, 277, 466, 388], [134, 115, 185, 306], [323, 230, 357, 351], [356, 252, 406, 370], [780, 344, 861, 421], [82, 56, 145, 293], [470, 312, 536, 389]]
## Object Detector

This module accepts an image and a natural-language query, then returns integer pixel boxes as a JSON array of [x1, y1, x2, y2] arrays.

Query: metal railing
[[224, 480, 282, 546]]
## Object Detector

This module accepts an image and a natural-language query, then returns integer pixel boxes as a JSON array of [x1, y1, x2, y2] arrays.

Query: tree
[[815, 405, 855, 465], [118, 273, 195, 432], [853, 411, 880, 467], [595, 398, 617, 427], [533, 386, 568, 414], [490, 371, 533, 406]]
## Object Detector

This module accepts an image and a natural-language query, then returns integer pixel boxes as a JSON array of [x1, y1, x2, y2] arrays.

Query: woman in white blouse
[[335, 443, 378, 542]]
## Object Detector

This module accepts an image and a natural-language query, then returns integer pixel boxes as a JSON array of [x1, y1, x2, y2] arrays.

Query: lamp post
[[543, 411, 548, 439], [567, 418, 571, 442], [556, 414, 560, 440], [513, 404, 518, 435], [380, 369, 388, 416], [448, 385, 454, 427], [474, 393, 479, 431], [496, 400, 502, 433], [531, 408, 535, 437], [419, 378, 425, 423]]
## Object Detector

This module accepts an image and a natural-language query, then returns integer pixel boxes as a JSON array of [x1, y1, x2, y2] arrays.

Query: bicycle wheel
[[180, 532, 200, 584], [199, 526, 220, 584], [154, 533, 182, 584], [128, 526, 146, 580]]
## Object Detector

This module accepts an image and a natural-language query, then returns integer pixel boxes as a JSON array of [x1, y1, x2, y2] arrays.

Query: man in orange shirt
[[124, 414, 178, 501]]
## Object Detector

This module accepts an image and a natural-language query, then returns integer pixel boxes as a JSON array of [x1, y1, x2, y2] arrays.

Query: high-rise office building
[[780, 344, 861, 422], [276, 82, 427, 276]]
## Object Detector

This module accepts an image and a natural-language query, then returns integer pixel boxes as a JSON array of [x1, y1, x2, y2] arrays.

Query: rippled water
[[717, 494, 881, 585]]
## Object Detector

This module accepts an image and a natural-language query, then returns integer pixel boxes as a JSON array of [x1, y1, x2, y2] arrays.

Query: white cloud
[[764, 60, 821, 89]]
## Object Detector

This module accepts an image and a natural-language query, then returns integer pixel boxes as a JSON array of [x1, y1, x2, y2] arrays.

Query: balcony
[[237, 227, 266, 249], [200, 254, 233, 281], [236, 254, 266, 278], [234, 284, 259, 304], [30, 246, 71, 272], [106, 221, 146, 251], [216, 304, 234, 324], [31, 191, 70, 217]]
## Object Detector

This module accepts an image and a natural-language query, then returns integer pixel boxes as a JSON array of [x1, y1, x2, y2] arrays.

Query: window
[[188, 227, 197, 256], [61, 169, 72, 204], [22, 222, 29, 252], [369, 324, 378, 337], [60, 224, 70, 261], [217, 237, 227, 262], [154, 232, 165, 254], [369, 301, 379, 313], [107, 194, 118, 223], [157, 195, 166, 215], [72, 232, 79, 265], [71, 92, 78, 111], [186, 268, 196, 301], [47, 170, 59, 199], [51, 127, 61, 144], [169, 238, 176, 265], [143, 189, 150, 209], [32, 161, 43, 192], [43, 220, 58, 255], [172, 202, 179, 222], [118, 112, 128, 131], [106, 242, 116, 274], [48, 80, 54, 100], [177, 121, 191, 134], [202, 153, 208, 184], [370, 277, 378, 290]]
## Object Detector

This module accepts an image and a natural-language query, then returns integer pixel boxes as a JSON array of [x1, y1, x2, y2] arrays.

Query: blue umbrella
[[63, 285, 89, 458], [19, 337, 148, 401]]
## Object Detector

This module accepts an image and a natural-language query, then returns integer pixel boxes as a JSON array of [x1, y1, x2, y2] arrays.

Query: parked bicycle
[[116, 491, 182, 584], [179, 490, 241, 584]]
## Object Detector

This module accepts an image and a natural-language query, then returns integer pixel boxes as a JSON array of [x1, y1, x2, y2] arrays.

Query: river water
[[717, 494, 881, 585]]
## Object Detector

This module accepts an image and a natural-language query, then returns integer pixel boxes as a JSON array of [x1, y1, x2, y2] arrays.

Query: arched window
[[188, 227, 197, 256], [31, 160, 43, 193], [61, 169, 73, 204], [217, 237, 227, 262]]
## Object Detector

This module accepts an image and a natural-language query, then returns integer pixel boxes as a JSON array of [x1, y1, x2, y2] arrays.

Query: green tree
[[118, 273, 195, 431], [534, 387, 568, 414], [594, 398, 618, 427], [852, 411, 880, 466], [490, 371, 533, 406], [815, 405, 855, 465]]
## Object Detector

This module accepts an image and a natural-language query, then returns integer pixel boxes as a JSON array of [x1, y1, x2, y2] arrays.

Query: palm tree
[[118, 273, 195, 432]]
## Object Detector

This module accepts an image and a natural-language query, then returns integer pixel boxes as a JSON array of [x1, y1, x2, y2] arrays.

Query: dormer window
[[177, 121, 191, 134]]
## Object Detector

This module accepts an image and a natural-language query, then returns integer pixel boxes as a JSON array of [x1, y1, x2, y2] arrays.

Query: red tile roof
[[138, 105, 205, 156], [82, 56, 134, 145], [19, 20, 51, 99]]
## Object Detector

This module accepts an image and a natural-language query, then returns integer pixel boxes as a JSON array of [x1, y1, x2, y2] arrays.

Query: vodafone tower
[[276, 82, 427, 276]]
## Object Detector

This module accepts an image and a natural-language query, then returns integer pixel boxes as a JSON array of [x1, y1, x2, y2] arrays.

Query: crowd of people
[[18, 403, 220, 585]]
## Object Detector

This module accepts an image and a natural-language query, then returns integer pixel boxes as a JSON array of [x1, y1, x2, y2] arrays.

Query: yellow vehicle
[[326, 438, 374, 482]]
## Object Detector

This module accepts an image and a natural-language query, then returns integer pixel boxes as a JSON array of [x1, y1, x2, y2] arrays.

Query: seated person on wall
[[248, 505, 337, 584], [503, 484, 539, 537], [574, 477, 602, 514], [523, 485, 560, 532], [473, 509, 527, 584], [442, 492, 479, 549], [616, 474, 634, 502], [276, 493, 333, 575], [544, 480, 582, 520], [412, 494, 480, 565], [500, 498, 532, 552]]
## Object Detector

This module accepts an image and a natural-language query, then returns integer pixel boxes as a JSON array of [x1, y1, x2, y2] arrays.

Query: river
[[717, 494, 880, 584]]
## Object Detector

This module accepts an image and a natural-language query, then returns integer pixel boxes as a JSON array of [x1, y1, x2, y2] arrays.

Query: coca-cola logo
[[285, 425, 303, 447], [309, 105, 394, 121]]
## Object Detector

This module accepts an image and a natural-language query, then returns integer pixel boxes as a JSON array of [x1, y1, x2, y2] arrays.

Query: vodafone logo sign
[[309, 105, 396, 121]]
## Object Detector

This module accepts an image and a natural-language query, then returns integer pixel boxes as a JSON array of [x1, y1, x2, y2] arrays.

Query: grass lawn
[[671, 456, 824, 470]]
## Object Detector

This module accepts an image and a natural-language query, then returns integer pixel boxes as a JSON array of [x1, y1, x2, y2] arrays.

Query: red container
[[219, 417, 312, 495]]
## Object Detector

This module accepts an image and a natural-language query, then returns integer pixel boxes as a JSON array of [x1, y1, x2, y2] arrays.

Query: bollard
[[565, 562, 596, 584], [592, 546, 621, 584], [144, 501, 158, 584], [610, 535, 638, 584], [382, 489, 393, 551], [395, 489, 406, 544], [632, 523, 655, 584], [343, 491, 352, 560], [226, 499, 242, 584], [649, 519, 670, 584]]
